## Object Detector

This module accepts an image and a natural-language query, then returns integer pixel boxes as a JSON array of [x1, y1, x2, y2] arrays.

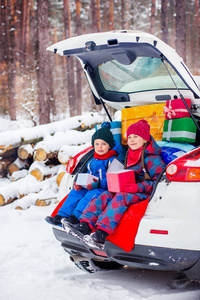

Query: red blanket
[[51, 194, 149, 253], [107, 198, 149, 252], [51, 195, 68, 217]]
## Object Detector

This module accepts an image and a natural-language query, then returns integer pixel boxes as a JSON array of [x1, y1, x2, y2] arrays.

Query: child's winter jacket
[[58, 140, 122, 219], [80, 136, 166, 233]]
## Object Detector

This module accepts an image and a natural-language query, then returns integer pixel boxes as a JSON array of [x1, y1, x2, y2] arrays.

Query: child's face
[[127, 134, 146, 150], [94, 139, 110, 155]]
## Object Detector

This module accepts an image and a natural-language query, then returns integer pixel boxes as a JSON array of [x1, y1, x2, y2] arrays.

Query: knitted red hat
[[126, 119, 150, 142]]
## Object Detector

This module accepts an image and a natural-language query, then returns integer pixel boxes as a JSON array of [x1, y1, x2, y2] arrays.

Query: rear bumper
[[53, 226, 200, 275]]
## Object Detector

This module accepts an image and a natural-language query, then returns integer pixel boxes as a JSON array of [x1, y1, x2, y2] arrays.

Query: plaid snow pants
[[80, 190, 148, 234]]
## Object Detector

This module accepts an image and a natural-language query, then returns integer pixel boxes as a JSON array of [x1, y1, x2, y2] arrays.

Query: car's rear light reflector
[[166, 164, 178, 175], [166, 165, 200, 181], [66, 158, 75, 173], [66, 146, 93, 174], [92, 249, 108, 257], [150, 229, 168, 235], [187, 168, 200, 180]]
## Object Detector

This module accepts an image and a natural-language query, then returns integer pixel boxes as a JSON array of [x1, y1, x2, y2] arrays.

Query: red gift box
[[106, 170, 135, 193], [163, 98, 191, 120]]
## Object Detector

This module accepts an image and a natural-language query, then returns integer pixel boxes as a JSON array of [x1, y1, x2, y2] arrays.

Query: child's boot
[[82, 229, 109, 249], [62, 220, 92, 240], [45, 215, 63, 225], [91, 229, 109, 244], [65, 214, 80, 225]]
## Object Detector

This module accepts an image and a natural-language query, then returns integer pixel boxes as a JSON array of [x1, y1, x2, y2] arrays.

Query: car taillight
[[66, 158, 75, 174], [66, 146, 93, 174], [166, 146, 200, 182]]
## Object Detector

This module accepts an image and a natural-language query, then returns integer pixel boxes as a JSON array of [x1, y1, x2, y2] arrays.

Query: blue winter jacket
[[58, 140, 122, 219]]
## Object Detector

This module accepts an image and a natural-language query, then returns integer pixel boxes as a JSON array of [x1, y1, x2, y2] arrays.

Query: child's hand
[[124, 183, 138, 194], [87, 179, 99, 190], [74, 182, 82, 191]]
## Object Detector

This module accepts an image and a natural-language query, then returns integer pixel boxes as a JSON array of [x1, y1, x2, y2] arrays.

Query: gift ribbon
[[163, 106, 176, 118], [163, 98, 190, 119], [163, 130, 196, 140], [166, 119, 172, 141], [163, 119, 196, 141], [163, 106, 189, 119]]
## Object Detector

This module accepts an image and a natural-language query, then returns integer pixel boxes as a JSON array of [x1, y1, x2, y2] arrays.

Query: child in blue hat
[[45, 124, 122, 226]]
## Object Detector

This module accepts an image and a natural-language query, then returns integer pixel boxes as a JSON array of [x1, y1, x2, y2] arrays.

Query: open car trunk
[[47, 30, 200, 109], [47, 31, 200, 280]]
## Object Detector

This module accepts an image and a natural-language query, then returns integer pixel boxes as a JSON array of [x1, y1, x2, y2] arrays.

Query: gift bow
[[163, 106, 176, 118], [163, 105, 188, 119]]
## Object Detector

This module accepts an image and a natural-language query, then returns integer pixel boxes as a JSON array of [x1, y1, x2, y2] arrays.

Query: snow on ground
[[0, 116, 200, 300], [1, 203, 200, 300]]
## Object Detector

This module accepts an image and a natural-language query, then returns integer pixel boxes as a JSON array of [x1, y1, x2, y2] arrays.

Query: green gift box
[[162, 117, 197, 143]]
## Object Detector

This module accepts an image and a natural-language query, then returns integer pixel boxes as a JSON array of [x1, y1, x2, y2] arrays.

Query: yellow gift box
[[121, 103, 166, 145]]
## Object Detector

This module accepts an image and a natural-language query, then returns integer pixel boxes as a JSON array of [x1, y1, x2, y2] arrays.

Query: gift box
[[163, 98, 191, 120], [121, 103, 166, 145], [76, 173, 99, 188], [162, 117, 197, 143], [106, 169, 135, 193], [107, 158, 124, 173]]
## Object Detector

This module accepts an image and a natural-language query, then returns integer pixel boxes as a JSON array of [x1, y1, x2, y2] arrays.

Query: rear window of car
[[97, 57, 188, 93]]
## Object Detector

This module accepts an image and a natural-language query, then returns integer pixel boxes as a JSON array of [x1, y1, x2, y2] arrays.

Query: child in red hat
[[63, 119, 166, 248]]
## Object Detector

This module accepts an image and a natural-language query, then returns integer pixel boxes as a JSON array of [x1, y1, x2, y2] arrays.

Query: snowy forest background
[[0, 0, 200, 126]]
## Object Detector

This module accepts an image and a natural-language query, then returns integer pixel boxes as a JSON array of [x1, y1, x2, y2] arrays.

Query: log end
[[56, 171, 65, 186], [0, 196, 16, 206], [30, 169, 44, 181], [15, 206, 24, 210], [35, 148, 47, 161], [0, 195, 5, 206], [18, 148, 29, 160], [8, 163, 20, 176], [35, 199, 50, 206]]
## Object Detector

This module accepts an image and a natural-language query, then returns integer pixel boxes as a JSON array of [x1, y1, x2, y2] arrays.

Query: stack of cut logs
[[0, 120, 99, 209]]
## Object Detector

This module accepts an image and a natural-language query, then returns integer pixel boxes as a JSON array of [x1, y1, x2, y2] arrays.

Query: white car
[[47, 30, 200, 280]]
